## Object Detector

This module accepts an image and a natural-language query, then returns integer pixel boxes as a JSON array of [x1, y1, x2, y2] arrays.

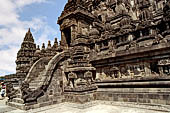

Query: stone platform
[[6, 79, 170, 110]]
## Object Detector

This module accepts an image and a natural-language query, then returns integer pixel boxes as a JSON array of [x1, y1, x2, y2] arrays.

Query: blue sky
[[0, 0, 67, 76]]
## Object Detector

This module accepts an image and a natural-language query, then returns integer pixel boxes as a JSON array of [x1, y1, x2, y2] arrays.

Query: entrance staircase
[[7, 58, 50, 110], [7, 52, 69, 110]]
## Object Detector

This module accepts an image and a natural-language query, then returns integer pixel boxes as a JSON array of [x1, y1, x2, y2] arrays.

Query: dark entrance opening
[[63, 27, 71, 46], [163, 65, 170, 75], [150, 62, 160, 74]]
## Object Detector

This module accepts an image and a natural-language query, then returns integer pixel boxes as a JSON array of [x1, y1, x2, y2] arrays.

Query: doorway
[[63, 27, 71, 46]]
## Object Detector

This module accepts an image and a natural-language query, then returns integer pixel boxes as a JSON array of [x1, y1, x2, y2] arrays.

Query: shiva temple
[[5, 0, 170, 110]]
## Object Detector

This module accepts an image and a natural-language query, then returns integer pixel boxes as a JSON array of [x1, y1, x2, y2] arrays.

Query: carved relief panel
[[78, 20, 90, 36]]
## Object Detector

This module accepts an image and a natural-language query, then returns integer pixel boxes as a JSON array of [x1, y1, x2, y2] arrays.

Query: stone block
[[108, 93, 112, 97], [138, 94, 144, 98], [123, 98, 128, 102], [163, 94, 169, 100], [113, 97, 118, 101], [137, 98, 144, 103], [121, 94, 126, 98], [166, 100, 170, 105], [118, 98, 124, 102], [157, 99, 166, 105], [127, 94, 134, 98], [129, 98, 137, 102], [150, 99, 158, 104]]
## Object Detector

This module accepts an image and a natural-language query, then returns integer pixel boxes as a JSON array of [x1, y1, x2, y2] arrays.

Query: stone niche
[[60, 18, 91, 49]]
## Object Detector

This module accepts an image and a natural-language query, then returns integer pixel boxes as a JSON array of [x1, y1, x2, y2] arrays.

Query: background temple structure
[[6, 0, 170, 110]]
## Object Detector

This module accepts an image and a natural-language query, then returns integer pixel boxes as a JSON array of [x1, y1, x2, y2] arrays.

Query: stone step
[[29, 70, 46, 82], [45, 65, 48, 69], [30, 76, 43, 81], [29, 81, 44, 83], [39, 71, 44, 76], [28, 70, 46, 90], [29, 77, 46, 83], [16, 94, 22, 98], [7, 101, 25, 110], [29, 82, 44, 87], [29, 81, 44, 85], [12, 98, 24, 104], [30, 88, 36, 90]]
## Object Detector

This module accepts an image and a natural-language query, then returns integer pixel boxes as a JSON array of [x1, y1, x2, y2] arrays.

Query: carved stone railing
[[25, 57, 50, 84], [20, 51, 70, 103], [42, 51, 69, 87]]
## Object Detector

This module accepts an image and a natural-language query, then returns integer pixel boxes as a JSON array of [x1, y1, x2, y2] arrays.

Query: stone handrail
[[20, 51, 69, 103], [25, 57, 50, 83]]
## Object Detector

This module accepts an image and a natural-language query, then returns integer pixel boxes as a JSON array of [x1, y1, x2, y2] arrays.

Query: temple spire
[[28, 28, 30, 32], [16, 28, 36, 81], [24, 28, 34, 42]]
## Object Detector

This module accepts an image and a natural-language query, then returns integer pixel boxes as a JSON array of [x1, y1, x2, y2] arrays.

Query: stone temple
[[6, 0, 170, 111]]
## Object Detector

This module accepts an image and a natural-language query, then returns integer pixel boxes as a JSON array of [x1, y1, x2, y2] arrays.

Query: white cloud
[[0, 0, 56, 76], [36, 23, 56, 45], [0, 46, 18, 73], [15, 0, 47, 8], [0, 0, 19, 26]]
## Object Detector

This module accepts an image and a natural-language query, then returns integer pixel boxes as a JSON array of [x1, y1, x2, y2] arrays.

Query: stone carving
[[107, 7, 115, 17], [89, 26, 100, 39], [68, 72, 77, 88], [20, 82, 32, 102], [21, 81, 45, 103], [98, 1, 108, 23], [163, 0, 170, 17], [6, 82, 18, 101], [129, 40, 138, 49], [84, 71, 93, 85], [158, 59, 170, 65], [153, 34, 166, 45], [115, 0, 128, 14]]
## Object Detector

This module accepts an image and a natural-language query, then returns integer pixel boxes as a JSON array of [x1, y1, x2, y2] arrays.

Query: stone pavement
[[0, 98, 169, 113], [0, 97, 25, 113], [28, 101, 170, 113]]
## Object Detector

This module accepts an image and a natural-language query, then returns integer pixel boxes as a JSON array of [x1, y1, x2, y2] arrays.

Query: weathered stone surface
[[6, 0, 170, 110]]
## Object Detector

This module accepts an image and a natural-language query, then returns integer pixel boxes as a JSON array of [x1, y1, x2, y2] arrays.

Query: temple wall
[[92, 42, 170, 81], [95, 62, 152, 81], [63, 92, 97, 104], [96, 88, 170, 105]]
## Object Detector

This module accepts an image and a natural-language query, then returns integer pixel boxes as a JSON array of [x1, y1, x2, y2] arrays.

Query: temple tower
[[58, 0, 95, 49], [58, 0, 97, 102], [16, 28, 36, 81]]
